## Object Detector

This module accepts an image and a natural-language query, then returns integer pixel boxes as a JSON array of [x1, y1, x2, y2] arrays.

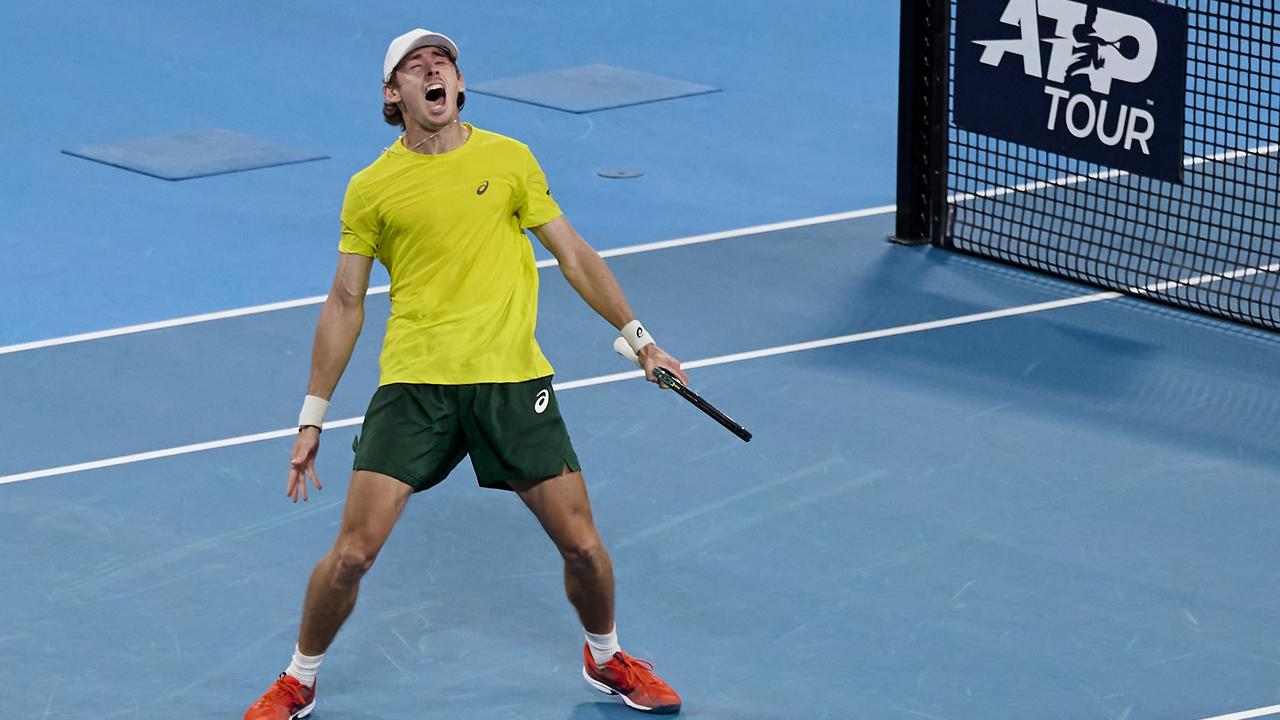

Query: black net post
[[892, 0, 951, 246]]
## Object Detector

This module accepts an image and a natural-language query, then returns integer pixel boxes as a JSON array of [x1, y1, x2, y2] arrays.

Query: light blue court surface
[[0, 0, 900, 346], [4, 218, 1280, 720], [3, 3, 1280, 720]]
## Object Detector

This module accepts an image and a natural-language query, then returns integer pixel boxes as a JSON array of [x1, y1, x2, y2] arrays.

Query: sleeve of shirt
[[515, 145, 563, 230], [337, 178, 380, 257]]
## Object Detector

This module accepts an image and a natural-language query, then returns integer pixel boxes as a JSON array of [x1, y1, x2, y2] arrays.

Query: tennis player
[[244, 28, 687, 720]]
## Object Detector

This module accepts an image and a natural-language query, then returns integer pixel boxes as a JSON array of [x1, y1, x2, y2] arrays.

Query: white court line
[[4, 256, 1274, 486], [952, 142, 1279, 203], [0, 418, 365, 486], [556, 261, 1277, 392], [0, 289, 1113, 485], [554, 289, 1123, 391], [0, 206, 896, 356], [1200, 704, 1280, 720]]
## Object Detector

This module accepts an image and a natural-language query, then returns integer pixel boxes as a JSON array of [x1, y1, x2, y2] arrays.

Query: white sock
[[285, 644, 324, 688], [585, 626, 621, 666]]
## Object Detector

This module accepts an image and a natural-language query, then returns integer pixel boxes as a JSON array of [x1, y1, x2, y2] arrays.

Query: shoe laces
[[251, 674, 308, 709], [609, 653, 660, 692]]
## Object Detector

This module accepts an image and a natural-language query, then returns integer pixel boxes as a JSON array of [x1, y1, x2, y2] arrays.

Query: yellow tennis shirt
[[338, 125, 563, 385]]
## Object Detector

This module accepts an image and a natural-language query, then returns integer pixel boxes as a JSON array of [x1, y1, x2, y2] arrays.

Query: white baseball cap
[[383, 29, 460, 83]]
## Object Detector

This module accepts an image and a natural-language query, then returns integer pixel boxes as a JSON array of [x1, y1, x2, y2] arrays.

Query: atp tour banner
[[954, 0, 1187, 183]]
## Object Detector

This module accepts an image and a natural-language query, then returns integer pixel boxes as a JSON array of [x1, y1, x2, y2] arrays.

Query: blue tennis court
[[2, 3, 1278, 720]]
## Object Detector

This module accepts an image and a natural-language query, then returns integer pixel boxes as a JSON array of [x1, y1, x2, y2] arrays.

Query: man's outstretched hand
[[286, 426, 323, 502]]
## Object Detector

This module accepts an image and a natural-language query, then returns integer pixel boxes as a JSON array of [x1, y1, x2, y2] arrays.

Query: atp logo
[[975, 0, 1158, 94], [954, 0, 1185, 181], [972, 0, 1163, 154]]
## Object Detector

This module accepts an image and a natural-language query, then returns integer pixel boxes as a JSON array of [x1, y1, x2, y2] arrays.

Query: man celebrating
[[244, 28, 686, 720]]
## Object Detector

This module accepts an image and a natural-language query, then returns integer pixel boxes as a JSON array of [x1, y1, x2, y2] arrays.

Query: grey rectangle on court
[[469, 64, 719, 113], [63, 129, 328, 181]]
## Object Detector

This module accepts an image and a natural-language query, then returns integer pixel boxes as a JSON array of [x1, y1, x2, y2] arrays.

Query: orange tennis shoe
[[243, 673, 316, 720], [582, 644, 682, 714]]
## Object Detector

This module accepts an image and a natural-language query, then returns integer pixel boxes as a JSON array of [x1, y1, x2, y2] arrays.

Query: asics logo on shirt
[[534, 389, 550, 414], [476, 180, 490, 195]]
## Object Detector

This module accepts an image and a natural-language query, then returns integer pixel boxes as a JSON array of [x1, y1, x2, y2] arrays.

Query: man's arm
[[286, 251, 374, 502], [305, 251, 375, 400], [530, 216, 687, 385]]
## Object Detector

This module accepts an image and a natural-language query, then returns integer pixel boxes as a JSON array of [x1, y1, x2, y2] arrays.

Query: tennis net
[[897, 0, 1279, 330]]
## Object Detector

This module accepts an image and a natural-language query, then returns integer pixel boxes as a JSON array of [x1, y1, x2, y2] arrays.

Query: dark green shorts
[[352, 377, 581, 492]]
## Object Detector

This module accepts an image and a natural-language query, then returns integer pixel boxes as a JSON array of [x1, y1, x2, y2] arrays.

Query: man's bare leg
[[516, 468, 614, 633], [298, 470, 414, 654], [519, 467, 683, 713]]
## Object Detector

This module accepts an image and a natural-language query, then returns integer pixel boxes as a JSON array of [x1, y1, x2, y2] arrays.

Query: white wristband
[[298, 395, 329, 430], [620, 320, 655, 355]]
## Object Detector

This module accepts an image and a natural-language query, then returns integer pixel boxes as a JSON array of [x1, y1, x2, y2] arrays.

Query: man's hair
[[382, 96, 405, 128], [382, 62, 465, 129]]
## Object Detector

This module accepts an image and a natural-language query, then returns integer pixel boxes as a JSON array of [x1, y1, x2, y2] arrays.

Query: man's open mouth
[[425, 83, 446, 104]]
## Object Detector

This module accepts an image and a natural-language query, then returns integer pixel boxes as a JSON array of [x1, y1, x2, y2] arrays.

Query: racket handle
[[611, 337, 751, 442]]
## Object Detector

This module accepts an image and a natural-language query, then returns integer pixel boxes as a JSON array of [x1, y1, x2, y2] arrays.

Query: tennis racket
[[612, 337, 752, 442]]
